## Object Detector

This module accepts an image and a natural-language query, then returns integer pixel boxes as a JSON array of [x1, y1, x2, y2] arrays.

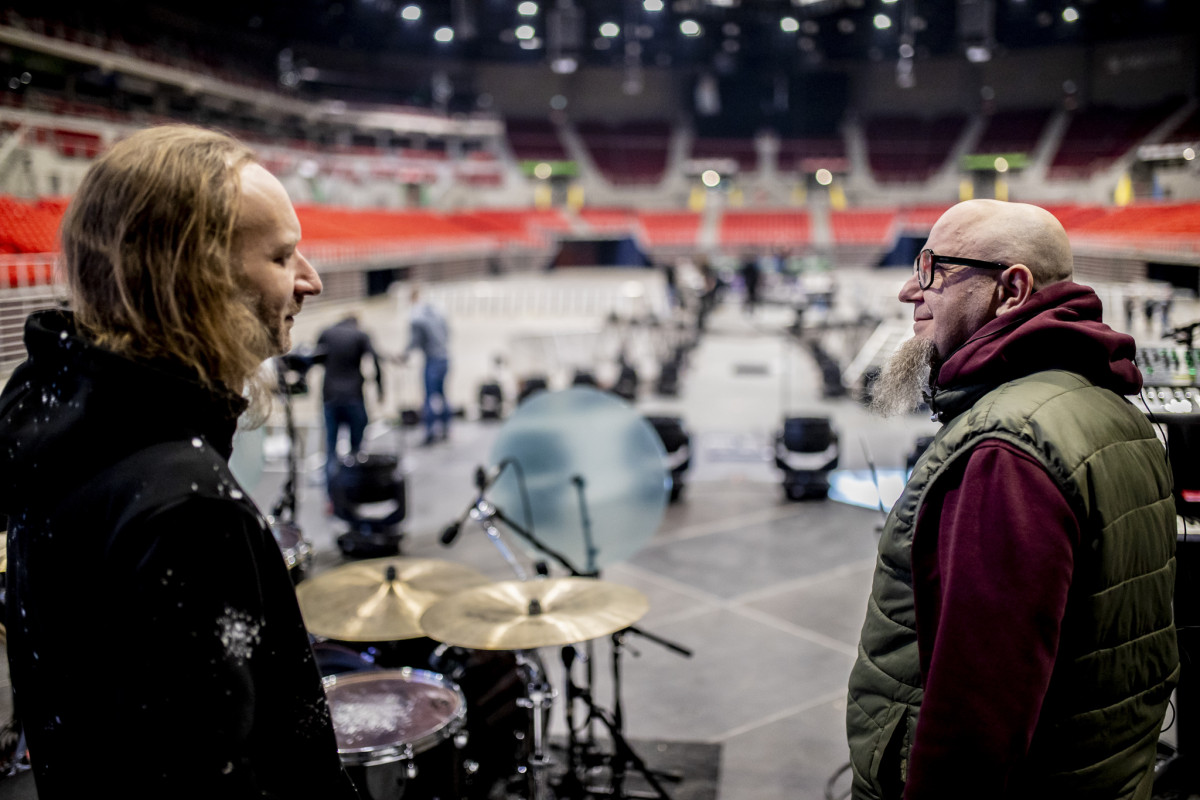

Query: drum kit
[[295, 387, 693, 800], [297, 558, 668, 800]]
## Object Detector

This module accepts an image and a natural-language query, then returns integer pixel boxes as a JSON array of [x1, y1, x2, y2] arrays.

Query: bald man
[[847, 200, 1178, 800]]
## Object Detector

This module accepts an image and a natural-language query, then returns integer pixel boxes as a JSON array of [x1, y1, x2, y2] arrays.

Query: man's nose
[[296, 251, 322, 297]]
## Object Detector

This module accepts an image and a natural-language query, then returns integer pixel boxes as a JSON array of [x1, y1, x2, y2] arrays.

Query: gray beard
[[869, 336, 938, 418]]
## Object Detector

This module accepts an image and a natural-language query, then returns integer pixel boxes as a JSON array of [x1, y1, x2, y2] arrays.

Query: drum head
[[487, 387, 669, 571], [323, 668, 466, 766]]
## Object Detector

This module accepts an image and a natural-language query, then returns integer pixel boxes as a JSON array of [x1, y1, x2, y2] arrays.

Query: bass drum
[[427, 645, 533, 800]]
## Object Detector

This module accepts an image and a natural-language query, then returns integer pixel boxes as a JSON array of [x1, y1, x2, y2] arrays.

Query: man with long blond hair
[[0, 126, 359, 798]]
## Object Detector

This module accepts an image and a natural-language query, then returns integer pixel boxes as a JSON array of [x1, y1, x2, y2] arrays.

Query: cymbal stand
[[552, 479, 691, 800], [607, 626, 692, 798]]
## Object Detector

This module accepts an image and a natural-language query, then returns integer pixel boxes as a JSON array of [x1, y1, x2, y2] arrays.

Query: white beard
[[869, 336, 937, 418]]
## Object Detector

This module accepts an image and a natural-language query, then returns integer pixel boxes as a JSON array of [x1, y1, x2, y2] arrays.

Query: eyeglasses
[[913, 248, 1008, 290]]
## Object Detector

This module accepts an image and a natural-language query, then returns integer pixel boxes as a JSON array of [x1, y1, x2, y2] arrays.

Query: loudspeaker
[[478, 381, 503, 420], [330, 453, 406, 558], [518, 376, 548, 405], [645, 415, 691, 502], [775, 416, 839, 501]]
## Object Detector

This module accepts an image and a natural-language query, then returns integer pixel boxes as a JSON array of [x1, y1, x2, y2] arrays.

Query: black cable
[[823, 761, 852, 800], [1138, 389, 1187, 541]]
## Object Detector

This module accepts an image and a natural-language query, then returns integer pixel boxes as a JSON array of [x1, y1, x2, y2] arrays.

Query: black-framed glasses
[[913, 248, 1008, 290]]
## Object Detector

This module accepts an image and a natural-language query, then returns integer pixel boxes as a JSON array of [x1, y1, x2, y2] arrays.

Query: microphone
[[440, 520, 463, 546], [439, 460, 510, 547]]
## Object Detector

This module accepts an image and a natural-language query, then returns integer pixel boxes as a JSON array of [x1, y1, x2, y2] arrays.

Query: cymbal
[[419, 577, 649, 651], [295, 557, 492, 642]]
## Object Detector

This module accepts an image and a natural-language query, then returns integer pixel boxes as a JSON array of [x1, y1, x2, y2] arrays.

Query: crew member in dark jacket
[[847, 200, 1178, 800], [0, 126, 359, 799], [315, 314, 383, 487]]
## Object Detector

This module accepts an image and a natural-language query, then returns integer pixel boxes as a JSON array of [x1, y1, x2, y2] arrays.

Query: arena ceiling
[[22, 0, 1200, 71], [8, 0, 1198, 110]]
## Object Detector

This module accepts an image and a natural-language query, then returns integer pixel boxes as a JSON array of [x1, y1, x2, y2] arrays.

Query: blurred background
[[1, 1, 1200, 799]]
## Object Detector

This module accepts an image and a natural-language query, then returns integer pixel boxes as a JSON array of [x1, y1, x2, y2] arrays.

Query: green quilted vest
[[846, 370, 1178, 800]]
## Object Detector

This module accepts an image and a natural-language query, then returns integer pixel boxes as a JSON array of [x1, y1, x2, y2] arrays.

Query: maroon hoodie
[[903, 282, 1144, 799]]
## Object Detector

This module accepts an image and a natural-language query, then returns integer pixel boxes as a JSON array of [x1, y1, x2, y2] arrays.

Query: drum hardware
[[268, 356, 314, 582], [429, 388, 688, 798], [513, 652, 557, 800]]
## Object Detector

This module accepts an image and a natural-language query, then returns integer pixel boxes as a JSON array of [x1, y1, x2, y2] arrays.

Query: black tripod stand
[[268, 355, 314, 577], [556, 625, 692, 800]]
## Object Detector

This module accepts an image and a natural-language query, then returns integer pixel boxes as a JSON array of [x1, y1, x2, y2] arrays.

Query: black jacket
[[316, 318, 382, 405], [0, 310, 358, 799]]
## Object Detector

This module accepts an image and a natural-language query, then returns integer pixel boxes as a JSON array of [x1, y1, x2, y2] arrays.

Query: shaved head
[[928, 200, 1073, 289]]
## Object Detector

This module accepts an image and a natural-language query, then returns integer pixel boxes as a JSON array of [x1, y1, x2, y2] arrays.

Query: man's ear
[[995, 264, 1035, 315]]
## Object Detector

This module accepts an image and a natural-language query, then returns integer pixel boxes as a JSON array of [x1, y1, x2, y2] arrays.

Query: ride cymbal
[[296, 557, 492, 642], [419, 577, 649, 651]]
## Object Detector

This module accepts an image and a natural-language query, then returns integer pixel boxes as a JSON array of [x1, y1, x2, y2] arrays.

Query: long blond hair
[[60, 125, 275, 410]]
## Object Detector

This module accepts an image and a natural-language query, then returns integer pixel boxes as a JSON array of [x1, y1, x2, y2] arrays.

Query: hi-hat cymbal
[[419, 577, 649, 651], [296, 557, 492, 642]]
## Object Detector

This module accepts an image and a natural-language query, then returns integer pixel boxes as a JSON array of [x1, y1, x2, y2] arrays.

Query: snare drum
[[324, 668, 468, 800]]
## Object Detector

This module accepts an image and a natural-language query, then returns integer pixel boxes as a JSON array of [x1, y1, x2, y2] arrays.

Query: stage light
[[533, 162, 553, 180], [966, 45, 991, 62], [400, 4, 421, 21], [516, 24, 535, 39], [434, 26, 454, 42], [600, 22, 620, 37], [643, 0, 664, 10], [994, 157, 1009, 173], [874, 14, 892, 30], [815, 168, 833, 185], [781, 17, 799, 33], [701, 169, 720, 187], [518, 1, 538, 15], [1185, 148, 1196, 161], [1062, 6, 1079, 23], [680, 19, 702, 36]]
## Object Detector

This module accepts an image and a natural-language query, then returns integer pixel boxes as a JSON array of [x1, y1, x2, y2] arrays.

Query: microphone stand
[[270, 367, 301, 523]]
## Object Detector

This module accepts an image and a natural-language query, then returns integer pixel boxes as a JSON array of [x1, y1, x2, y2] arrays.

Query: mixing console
[[1137, 386, 1200, 416], [1136, 347, 1200, 389]]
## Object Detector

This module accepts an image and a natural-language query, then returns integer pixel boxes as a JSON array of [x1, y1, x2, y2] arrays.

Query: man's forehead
[[928, 203, 994, 251], [236, 163, 299, 239]]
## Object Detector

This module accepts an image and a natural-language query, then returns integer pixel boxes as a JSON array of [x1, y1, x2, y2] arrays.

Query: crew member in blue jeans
[[316, 313, 383, 487], [403, 286, 451, 445]]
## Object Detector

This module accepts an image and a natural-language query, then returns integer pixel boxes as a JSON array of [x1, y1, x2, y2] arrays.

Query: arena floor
[[2, 265, 1196, 799]]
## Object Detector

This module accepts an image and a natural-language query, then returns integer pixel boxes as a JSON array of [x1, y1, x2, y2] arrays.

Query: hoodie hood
[[0, 309, 248, 512], [930, 281, 1141, 418]]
